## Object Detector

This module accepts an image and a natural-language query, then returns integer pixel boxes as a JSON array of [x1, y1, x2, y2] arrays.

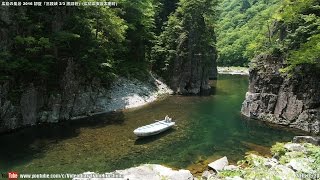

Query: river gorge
[[0, 74, 301, 175]]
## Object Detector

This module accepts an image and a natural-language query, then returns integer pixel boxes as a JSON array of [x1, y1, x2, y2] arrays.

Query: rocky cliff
[[168, 20, 217, 95], [169, 45, 217, 95], [0, 60, 172, 133], [151, 0, 218, 96], [241, 54, 320, 134]]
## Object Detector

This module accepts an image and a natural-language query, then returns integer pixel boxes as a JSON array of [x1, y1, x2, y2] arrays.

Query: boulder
[[223, 165, 239, 171], [269, 165, 296, 179], [74, 164, 193, 180], [284, 143, 306, 152], [264, 158, 278, 168], [202, 170, 216, 180], [293, 136, 320, 146], [286, 158, 314, 174], [208, 156, 229, 172]]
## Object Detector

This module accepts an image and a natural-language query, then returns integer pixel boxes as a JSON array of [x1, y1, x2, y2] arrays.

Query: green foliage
[[275, 0, 320, 71], [151, 0, 218, 81], [154, 0, 179, 35], [267, 0, 320, 71], [279, 151, 305, 164], [229, 143, 319, 180], [116, 0, 157, 63], [216, 0, 280, 66], [275, 0, 317, 23], [1, 0, 318, 90], [219, 169, 243, 178], [243, 154, 266, 167], [0, 4, 130, 89], [115, 61, 150, 81], [305, 143, 320, 170], [0, 0, 157, 91], [283, 34, 320, 72], [217, 0, 320, 70], [270, 142, 287, 157]]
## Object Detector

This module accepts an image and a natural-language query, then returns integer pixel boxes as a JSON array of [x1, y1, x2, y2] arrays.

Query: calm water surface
[[0, 74, 300, 174]]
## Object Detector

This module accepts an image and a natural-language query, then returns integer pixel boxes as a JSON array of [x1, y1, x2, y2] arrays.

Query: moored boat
[[133, 116, 175, 137]]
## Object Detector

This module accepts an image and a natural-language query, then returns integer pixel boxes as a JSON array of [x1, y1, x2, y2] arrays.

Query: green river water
[[0, 74, 301, 175]]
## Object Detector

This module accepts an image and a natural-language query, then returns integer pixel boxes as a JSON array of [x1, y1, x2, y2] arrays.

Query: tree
[[151, 0, 218, 82]]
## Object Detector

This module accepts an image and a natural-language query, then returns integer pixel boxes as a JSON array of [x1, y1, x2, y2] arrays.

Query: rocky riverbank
[[0, 60, 172, 133], [73, 137, 320, 180], [241, 54, 320, 135], [217, 67, 249, 75]]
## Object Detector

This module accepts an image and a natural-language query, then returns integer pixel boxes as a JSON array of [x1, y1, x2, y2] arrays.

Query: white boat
[[133, 116, 175, 137]]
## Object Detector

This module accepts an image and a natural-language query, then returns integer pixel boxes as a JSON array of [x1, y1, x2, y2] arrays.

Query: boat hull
[[133, 120, 175, 137]]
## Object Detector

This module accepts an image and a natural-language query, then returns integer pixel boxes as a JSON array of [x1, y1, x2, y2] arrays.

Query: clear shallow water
[[0, 74, 302, 174]]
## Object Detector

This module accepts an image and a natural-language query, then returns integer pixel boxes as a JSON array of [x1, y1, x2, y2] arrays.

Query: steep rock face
[[0, 60, 171, 133], [170, 49, 217, 95], [0, 60, 94, 132], [169, 17, 217, 95], [241, 54, 320, 134], [153, 1, 218, 96]]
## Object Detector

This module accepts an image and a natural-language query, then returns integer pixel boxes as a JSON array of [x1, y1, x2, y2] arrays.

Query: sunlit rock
[[241, 54, 320, 134], [284, 143, 306, 152], [208, 156, 229, 172], [73, 164, 193, 180]]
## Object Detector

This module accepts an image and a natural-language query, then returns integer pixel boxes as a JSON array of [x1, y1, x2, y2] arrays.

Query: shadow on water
[[0, 111, 126, 171], [134, 128, 176, 145]]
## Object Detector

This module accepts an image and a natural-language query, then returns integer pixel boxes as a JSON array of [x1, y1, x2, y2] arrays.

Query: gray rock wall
[[0, 60, 95, 132], [0, 60, 171, 133], [241, 54, 320, 134], [169, 34, 217, 95]]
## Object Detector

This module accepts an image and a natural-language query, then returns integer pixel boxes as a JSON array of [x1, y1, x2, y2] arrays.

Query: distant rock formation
[[168, 28, 217, 95], [169, 47, 217, 95], [241, 54, 320, 134], [152, 1, 218, 95]]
